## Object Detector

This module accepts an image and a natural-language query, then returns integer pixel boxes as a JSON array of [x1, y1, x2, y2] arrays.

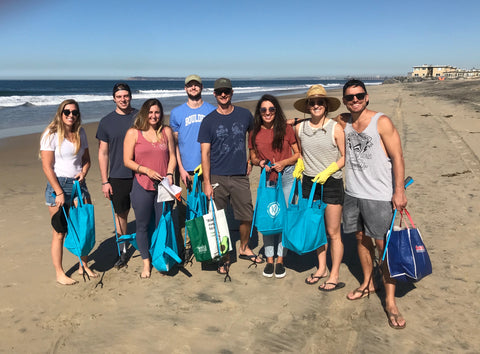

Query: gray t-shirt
[[96, 109, 137, 178]]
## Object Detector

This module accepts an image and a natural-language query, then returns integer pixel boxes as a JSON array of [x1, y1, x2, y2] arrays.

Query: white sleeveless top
[[344, 112, 393, 201]]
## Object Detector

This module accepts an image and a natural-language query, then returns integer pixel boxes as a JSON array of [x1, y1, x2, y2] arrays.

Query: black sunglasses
[[308, 99, 326, 107], [185, 82, 201, 88], [260, 107, 276, 114], [214, 88, 232, 96], [63, 109, 79, 117], [344, 93, 367, 101]]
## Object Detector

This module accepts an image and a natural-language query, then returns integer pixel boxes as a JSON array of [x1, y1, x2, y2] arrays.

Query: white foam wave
[[0, 83, 347, 108]]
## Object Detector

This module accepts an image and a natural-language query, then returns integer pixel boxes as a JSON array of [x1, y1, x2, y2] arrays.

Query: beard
[[187, 93, 202, 101]]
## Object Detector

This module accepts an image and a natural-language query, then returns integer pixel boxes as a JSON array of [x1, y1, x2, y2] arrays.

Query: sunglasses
[[260, 107, 276, 114], [214, 88, 232, 96], [185, 82, 201, 88], [308, 99, 326, 107], [63, 109, 79, 117], [344, 93, 367, 101]]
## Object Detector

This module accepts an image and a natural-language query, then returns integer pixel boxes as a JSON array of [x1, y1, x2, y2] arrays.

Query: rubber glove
[[312, 162, 339, 184], [292, 158, 305, 179], [194, 164, 203, 176]]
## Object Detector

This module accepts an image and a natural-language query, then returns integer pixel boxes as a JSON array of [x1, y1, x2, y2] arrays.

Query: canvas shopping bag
[[150, 202, 182, 272], [186, 199, 231, 262], [386, 209, 432, 282], [251, 168, 287, 236], [64, 180, 96, 257], [283, 178, 327, 255]]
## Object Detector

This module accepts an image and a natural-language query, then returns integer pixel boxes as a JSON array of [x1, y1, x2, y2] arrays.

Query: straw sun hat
[[294, 84, 341, 114]]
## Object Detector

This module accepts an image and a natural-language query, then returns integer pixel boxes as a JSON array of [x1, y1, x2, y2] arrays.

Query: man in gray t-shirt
[[96, 83, 137, 268]]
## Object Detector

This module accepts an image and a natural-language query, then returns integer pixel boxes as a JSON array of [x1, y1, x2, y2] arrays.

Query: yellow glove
[[194, 164, 203, 176], [312, 162, 339, 184], [292, 158, 305, 179]]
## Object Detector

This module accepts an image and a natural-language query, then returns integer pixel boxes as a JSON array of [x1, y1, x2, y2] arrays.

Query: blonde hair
[[133, 98, 166, 142], [40, 99, 82, 155]]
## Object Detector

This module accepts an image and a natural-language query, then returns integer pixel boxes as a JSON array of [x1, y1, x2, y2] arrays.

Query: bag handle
[[288, 178, 302, 205], [400, 209, 416, 229], [70, 180, 85, 207]]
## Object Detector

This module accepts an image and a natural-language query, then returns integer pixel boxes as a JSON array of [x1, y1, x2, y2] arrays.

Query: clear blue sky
[[1, 0, 478, 79]]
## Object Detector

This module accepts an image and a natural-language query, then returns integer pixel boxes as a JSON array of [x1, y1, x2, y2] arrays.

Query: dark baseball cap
[[112, 83, 132, 97], [214, 78, 232, 90]]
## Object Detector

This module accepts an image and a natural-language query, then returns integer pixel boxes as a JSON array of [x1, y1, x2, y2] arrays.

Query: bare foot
[[78, 267, 99, 278], [140, 270, 151, 279], [56, 273, 78, 285]]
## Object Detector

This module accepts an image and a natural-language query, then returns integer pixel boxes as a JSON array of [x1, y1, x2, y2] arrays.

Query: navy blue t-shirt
[[198, 106, 253, 176], [96, 109, 138, 178]]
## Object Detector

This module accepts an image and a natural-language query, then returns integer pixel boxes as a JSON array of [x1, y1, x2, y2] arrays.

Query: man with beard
[[170, 75, 215, 259]]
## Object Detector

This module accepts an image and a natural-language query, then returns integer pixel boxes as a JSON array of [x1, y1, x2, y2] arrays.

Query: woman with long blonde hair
[[40, 99, 97, 285]]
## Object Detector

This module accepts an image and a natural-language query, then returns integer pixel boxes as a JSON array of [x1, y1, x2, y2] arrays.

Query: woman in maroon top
[[249, 94, 300, 278], [124, 99, 176, 278]]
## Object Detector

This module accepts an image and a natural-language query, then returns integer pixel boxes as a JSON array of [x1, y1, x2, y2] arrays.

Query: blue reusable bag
[[186, 172, 208, 221], [250, 168, 287, 236], [150, 202, 182, 272], [386, 209, 432, 282], [64, 180, 96, 257], [283, 179, 327, 255]]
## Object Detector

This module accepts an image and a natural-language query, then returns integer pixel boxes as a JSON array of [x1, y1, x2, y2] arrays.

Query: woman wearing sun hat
[[292, 84, 346, 292]]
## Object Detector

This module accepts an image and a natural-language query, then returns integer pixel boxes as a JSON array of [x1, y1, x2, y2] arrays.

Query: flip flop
[[386, 311, 407, 329], [238, 253, 264, 264], [346, 287, 377, 300], [318, 282, 346, 292], [305, 273, 328, 285]]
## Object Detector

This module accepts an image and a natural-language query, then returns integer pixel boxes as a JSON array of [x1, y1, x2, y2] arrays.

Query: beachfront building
[[411, 65, 480, 79], [411, 65, 455, 78]]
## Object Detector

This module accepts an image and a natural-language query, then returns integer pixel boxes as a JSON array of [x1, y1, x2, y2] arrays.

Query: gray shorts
[[211, 175, 253, 222], [342, 194, 393, 240]]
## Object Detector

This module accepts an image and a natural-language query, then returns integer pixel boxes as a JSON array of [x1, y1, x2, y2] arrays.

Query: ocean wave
[[0, 82, 356, 108]]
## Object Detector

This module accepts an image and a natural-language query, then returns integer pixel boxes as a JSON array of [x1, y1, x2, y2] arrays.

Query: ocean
[[0, 79, 382, 139]]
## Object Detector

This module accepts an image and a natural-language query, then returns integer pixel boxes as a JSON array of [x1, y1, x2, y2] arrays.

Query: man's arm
[[173, 131, 191, 187], [378, 115, 407, 211], [98, 140, 112, 199], [200, 142, 213, 199]]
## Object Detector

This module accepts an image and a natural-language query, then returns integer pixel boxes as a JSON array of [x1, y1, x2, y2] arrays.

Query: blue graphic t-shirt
[[170, 101, 215, 171], [198, 106, 253, 176]]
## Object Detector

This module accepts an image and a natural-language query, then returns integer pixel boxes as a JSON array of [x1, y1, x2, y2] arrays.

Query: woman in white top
[[40, 99, 97, 285]]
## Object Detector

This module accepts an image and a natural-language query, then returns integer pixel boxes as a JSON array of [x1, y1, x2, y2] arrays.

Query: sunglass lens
[[345, 93, 366, 101], [63, 109, 79, 116]]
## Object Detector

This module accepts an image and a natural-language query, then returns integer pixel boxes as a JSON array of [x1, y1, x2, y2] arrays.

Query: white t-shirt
[[40, 128, 88, 178]]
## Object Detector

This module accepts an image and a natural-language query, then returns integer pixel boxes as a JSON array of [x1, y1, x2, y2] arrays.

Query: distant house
[[411, 64, 479, 79], [411, 65, 455, 78]]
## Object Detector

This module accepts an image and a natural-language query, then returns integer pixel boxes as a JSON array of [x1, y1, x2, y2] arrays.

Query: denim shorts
[[45, 177, 90, 206]]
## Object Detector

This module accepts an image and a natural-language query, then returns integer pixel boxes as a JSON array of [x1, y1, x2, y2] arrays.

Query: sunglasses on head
[[308, 99, 325, 107], [344, 92, 366, 101], [214, 88, 232, 96], [260, 107, 276, 114], [63, 109, 79, 117]]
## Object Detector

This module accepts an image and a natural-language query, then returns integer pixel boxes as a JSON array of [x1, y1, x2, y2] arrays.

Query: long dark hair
[[251, 94, 287, 152]]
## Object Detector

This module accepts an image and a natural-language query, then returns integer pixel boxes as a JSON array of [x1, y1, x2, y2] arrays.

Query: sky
[[1, 0, 479, 79]]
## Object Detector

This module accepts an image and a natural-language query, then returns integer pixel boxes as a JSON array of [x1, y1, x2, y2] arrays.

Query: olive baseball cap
[[214, 78, 232, 90], [185, 74, 202, 85]]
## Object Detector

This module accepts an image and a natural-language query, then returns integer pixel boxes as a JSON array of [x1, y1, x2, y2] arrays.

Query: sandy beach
[[1, 80, 479, 353]]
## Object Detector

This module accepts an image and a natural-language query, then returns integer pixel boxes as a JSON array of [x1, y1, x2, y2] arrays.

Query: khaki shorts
[[211, 175, 253, 222]]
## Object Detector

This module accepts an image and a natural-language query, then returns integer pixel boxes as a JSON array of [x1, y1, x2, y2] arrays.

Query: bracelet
[[294, 118, 298, 125], [166, 173, 173, 176], [247, 160, 252, 166], [102, 181, 109, 185], [136, 165, 141, 173], [56, 192, 64, 196]]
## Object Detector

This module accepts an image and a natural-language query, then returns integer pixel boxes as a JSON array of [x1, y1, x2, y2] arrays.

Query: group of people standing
[[40, 76, 407, 329]]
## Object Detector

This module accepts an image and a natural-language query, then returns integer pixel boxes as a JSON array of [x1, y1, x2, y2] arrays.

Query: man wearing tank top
[[338, 79, 408, 330]]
